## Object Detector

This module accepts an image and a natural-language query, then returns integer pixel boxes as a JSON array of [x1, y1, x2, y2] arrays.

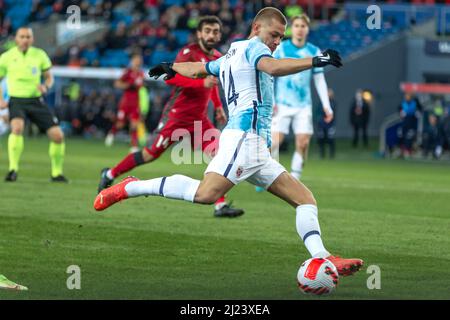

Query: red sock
[[110, 151, 145, 178], [214, 196, 226, 207], [130, 129, 138, 147]]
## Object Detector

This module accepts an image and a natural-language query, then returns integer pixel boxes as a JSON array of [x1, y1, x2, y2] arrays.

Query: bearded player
[[97, 16, 244, 218]]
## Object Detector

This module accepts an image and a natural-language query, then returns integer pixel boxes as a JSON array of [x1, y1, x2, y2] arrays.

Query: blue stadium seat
[[150, 50, 172, 65], [172, 29, 191, 45], [81, 49, 100, 65], [163, 0, 184, 6]]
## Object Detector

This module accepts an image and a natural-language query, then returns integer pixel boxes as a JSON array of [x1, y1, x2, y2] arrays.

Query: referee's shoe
[[51, 174, 69, 183], [4, 170, 17, 182]]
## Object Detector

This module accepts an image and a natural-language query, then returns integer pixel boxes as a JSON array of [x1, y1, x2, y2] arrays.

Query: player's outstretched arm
[[148, 62, 208, 80], [172, 62, 208, 79], [257, 49, 342, 77]]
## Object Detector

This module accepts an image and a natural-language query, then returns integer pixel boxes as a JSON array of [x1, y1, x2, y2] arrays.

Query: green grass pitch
[[0, 136, 449, 300]]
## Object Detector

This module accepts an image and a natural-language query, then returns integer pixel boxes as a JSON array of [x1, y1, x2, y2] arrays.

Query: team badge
[[236, 166, 243, 178]]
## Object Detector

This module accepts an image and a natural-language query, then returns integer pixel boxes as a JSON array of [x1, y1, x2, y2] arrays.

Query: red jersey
[[120, 68, 145, 104], [163, 43, 222, 123]]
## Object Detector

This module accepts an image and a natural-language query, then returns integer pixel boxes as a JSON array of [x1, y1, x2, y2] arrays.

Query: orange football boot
[[326, 255, 364, 277], [94, 176, 139, 211]]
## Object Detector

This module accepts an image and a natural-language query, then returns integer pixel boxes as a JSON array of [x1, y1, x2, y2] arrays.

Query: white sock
[[296, 204, 330, 258], [215, 202, 227, 210], [125, 174, 200, 202], [106, 169, 114, 180], [291, 152, 303, 180]]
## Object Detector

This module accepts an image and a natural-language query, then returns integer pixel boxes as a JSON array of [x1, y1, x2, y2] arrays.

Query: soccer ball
[[297, 258, 339, 295]]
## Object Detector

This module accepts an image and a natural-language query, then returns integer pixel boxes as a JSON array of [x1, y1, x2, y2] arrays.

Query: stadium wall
[[406, 38, 450, 82], [317, 35, 407, 138]]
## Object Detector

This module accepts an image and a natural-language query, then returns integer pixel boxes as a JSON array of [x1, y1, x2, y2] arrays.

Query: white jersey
[[274, 40, 323, 110], [206, 36, 274, 148]]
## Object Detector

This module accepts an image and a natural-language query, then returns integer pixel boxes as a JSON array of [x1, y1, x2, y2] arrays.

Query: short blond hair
[[291, 14, 310, 26], [253, 7, 287, 26]]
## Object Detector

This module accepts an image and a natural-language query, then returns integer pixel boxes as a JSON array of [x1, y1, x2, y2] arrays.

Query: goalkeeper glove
[[148, 62, 176, 80], [312, 49, 343, 68]]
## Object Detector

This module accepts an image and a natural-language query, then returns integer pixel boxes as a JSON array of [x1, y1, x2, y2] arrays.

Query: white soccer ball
[[297, 257, 339, 295]]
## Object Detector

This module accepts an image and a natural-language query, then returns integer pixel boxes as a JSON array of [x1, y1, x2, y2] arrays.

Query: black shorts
[[8, 97, 59, 132]]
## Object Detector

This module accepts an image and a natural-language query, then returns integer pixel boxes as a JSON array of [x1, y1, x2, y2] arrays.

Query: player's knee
[[293, 189, 316, 207], [116, 122, 125, 129], [10, 122, 24, 135], [296, 140, 309, 152], [130, 122, 138, 130], [49, 129, 64, 143], [194, 189, 220, 205], [54, 133, 64, 143], [302, 190, 317, 206]]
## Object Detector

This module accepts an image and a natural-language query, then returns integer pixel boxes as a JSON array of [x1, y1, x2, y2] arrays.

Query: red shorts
[[117, 98, 140, 122], [145, 118, 220, 159]]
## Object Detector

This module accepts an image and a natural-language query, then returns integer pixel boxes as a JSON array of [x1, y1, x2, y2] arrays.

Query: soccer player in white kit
[[271, 14, 333, 180], [94, 7, 363, 277]]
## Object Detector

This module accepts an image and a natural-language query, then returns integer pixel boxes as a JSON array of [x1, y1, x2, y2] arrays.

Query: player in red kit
[[97, 16, 244, 218], [105, 54, 145, 152]]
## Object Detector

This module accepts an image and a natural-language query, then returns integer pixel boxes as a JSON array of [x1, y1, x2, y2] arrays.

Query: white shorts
[[205, 129, 286, 189], [272, 104, 313, 135]]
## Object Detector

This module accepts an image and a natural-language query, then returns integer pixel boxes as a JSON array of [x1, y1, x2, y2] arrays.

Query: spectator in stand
[[398, 92, 422, 158], [104, 22, 129, 50]]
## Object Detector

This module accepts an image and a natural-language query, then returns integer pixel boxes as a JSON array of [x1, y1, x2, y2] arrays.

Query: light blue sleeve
[[312, 46, 324, 74], [205, 56, 224, 77], [245, 40, 272, 68], [1, 78, 9, 101]]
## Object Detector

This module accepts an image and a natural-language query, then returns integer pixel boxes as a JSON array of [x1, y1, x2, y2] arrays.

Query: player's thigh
[[8, 98, 26, 134], [271, 131, 285, 149], [116, 103, 128, 127], [129, 118, 140, 130], [194, 172, 234, 204], [128, 108, 141, 130], [267, 171, 316, 208]]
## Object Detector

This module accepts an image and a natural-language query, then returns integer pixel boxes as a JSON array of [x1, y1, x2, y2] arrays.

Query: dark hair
[[197, 16, 223, 32]]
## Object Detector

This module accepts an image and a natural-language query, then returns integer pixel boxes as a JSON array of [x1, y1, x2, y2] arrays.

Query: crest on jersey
[[183, 48, 190, 55], [236, 166, 244, 178]]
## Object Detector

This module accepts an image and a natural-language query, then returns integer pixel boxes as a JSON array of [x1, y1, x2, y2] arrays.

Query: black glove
[[148, 62, 176, 80], [312, 49, 342, 68]]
